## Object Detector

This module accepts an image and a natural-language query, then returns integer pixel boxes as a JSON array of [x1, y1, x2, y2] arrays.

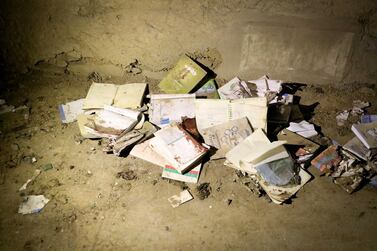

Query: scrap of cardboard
[[149, 94, 196, 127], [158, 55, 207, 94], [195, 97, 267, 133], [168, 190, 193, 208], [201, 117, 253, 159]]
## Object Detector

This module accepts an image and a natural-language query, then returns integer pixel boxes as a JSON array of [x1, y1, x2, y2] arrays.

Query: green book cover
[[158, 55, 207, 94], [195, 79, 220, 99]]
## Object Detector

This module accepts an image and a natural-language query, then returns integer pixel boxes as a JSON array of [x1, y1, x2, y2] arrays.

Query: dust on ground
[[0, 70, 377, 250]]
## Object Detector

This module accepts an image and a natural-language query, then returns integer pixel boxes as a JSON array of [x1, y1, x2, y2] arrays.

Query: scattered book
[[225, 128, 288, 173], [149, 124, 208, 174], [195, 97, 267, 133], [158, 55, 207, 94], [351, 122, 377, 149], [130, 139, 202, 183], [148, 94, 196, 127], [83, 82, 147, 109], [201, 117, 253, 159], [343, 136, 370, 161], [310, 145, 341, 172]]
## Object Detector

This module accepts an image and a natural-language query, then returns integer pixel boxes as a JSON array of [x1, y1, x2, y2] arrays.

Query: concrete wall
[[1, 0, 377, 84]]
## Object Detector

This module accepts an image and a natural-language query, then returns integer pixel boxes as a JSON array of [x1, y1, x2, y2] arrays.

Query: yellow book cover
[[158, 55, 207, 94]]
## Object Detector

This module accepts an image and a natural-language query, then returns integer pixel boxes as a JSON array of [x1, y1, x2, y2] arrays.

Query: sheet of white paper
[[18, 195, 49, 214], [286, 121, 318, 138], [149, 94, 196, 127], [58, 98, 85, 123]]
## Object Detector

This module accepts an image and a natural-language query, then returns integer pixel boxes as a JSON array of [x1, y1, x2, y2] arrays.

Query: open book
[[225, 128, 287, 174], [83, 82, 147, 109], [195, 97, 267, 133]]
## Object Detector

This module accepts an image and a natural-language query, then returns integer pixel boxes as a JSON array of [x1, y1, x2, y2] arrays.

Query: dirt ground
[[0, 70, 377, 251]]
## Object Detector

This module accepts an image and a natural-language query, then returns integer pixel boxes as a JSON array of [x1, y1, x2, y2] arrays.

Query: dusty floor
[[0, 70, 377, 251]]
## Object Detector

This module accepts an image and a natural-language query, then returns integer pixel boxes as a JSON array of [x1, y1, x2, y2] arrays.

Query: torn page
[[149, 94, 196, 127], [218, 77, 252, 100], [201, 117, 253, 159], [83, 82, 117, 109], [18, 195, 50, 214], [168, 190, 193, 208], [113, 83, 147, 109], [18, 169, 42, 191], [158, 55, 207, 94], [58, 98, 85, 123]]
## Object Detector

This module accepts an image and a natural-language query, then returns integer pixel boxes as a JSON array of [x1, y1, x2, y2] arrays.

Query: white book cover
[[149, 94, 196, 127], [201, 117, 253, 159], [343, 136, 370, 160], [351, 122, 377, 149]]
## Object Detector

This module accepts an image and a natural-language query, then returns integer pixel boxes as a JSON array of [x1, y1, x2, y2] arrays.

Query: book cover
[[351, 122, 377, 149]]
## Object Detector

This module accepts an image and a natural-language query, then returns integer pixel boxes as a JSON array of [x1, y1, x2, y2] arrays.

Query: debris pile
[[54, 54, 377, 207]]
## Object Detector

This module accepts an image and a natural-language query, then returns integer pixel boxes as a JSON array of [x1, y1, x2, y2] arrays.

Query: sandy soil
[[0, 70, 377, 250]]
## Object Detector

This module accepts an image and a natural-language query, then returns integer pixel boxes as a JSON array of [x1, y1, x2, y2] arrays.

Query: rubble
[[47, 53, 377, 207]]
